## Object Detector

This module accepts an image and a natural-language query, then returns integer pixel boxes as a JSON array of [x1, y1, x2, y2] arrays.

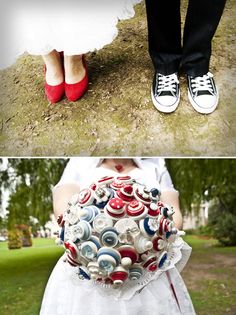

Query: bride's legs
[[64, 55, 86, 84], [42, 50, 65, 103], [42, 50, 64, 86], [64, 54, 88, 102]]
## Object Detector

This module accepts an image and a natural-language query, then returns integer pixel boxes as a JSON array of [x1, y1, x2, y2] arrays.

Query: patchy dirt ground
[[0, 1, 235, 156], [182, 236, 236, 315]]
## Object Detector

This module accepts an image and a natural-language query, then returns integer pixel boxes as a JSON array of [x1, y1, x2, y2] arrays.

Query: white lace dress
[[0, 0, 141, 69], [40, 158, 196, 315]]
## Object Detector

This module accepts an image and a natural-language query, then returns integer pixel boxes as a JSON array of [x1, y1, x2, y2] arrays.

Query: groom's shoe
[[151, 72, 180, 113], [187, 72, 219, 114]]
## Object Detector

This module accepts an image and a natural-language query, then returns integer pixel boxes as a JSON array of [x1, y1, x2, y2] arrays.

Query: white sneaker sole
[[187, 88, 219, 114], [151, 88, 180, 113]]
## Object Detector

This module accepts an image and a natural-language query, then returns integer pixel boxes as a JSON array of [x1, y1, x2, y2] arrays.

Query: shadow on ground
[[0, 1, 235, 156]]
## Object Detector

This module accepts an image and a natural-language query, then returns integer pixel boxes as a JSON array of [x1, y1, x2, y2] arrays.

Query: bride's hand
[[160, 190, 183, 230], [53, 183, 80, 218]]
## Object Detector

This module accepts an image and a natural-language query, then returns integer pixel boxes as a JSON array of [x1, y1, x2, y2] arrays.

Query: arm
[[52, 158, 85, 218], [152, 158, 183, 229], [53, 185, 183, 228], [53, 183, 80, 218], [160, 190, 183, 230]]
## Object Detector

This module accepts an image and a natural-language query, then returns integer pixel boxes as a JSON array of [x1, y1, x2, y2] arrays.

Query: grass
[[0, 238, 63, 315], [0, 236, 236, 315], [182, 235, 236, 315]]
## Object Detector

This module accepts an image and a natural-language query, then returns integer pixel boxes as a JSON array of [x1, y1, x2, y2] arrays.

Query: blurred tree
[[166, 159, 236, 245], [0, 217, 8, 230], [166, 159, 236, 211], [0, 158, 4, 213], [1, 158, 236, 244], [208, 200, 236, 246], [0, 159, 68, 228]]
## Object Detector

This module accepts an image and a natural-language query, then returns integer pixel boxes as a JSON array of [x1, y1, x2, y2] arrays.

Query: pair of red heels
[[45, 53, 88, 103]]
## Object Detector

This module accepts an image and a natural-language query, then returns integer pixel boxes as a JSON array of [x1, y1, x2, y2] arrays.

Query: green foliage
[[166, 159, 236, 211], [7, 185, 32, 229], [214, 213, 236, 246], [198, 225, 214, 237], [166, 159, 236, 245], [2, 158, 236, 247], [185, 226, 214, 237], [16, 225, 32, 247], [30, 221, 40, 238], [0, 217, 8, 229], [0, 159, 68, 228], [8, 230, 23, 249], [208, 200, 236, 246], [183, 228, 197, 235]]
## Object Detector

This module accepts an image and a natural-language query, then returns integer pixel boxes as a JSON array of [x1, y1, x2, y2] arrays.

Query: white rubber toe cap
[[151, 89, 180, 114], [188, 90, 219, 114]]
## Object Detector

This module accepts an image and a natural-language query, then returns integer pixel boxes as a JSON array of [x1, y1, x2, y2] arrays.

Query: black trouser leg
[[182, 0, 226, 76], [145, 0, 226, 76], [145, 0, 182, 75]]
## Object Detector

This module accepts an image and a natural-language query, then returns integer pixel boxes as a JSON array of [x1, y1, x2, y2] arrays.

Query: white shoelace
[[156, 73, 179, 95], [190, 72, 214, 95]]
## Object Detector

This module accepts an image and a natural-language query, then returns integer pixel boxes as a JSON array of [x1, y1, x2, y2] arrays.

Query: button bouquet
[[56, 175, 183, 288]]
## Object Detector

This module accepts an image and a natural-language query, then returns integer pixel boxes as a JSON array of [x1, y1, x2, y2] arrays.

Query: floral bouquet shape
[[56, 175, 185, 289]]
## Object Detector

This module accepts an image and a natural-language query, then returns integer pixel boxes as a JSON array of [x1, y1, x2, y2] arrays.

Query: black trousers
[[145, 0, 226, 76]]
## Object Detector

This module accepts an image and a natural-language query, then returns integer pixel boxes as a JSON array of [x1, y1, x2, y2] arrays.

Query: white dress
[[40, 158, 196, 315], [0, 0, 141, 69]]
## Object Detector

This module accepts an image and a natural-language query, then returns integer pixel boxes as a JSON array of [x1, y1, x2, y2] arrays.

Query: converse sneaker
[[151, 72, 180, 113], [187, 72, 219, 114]]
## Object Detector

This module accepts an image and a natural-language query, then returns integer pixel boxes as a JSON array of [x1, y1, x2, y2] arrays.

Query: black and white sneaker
[[187, 72, 219, 114], [151, 72, 180, 113]]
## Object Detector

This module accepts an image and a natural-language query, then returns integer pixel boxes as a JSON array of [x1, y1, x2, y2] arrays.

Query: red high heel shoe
[[65, 56, 89, 102], [45, 51, 65, 103]]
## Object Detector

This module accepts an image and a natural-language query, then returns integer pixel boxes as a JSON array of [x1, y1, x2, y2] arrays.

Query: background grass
[[0, 239, 63, 315], [0, 236, 236, 315], [182, 235, 236, 315]]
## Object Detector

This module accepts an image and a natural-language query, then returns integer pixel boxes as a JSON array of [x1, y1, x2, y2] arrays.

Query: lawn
[[0, 238, 64, 315], [182, 235, 236, 315], [0, 236, 236, 315]]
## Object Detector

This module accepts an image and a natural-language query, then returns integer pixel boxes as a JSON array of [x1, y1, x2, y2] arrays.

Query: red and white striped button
[[148, 203, 160, 217], [134, 188, 151, 205], [64, 240, 79, 260], [116, 185, 134, 203], [153, 236, 164, 251], [142, 254, 157, 269], [110, 180, 125, 190], [97, 176, 114, 186], [158, 217, 171, 235], [116, 175, 132, 184], [67, 254, 80, 267], [78, 188, 94, 206], [126, 200, 148, 219]]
